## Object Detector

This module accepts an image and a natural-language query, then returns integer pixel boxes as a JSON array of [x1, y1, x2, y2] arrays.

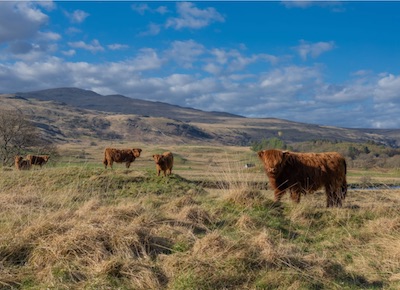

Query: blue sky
[[1, 1, 400, 129]]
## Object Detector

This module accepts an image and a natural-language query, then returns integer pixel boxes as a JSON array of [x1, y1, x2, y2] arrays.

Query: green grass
[[1, 156, 400, 289]]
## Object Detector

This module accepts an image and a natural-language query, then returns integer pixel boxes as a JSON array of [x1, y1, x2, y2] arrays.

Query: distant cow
[[103, 148, 142, 169], [15, 156, 31, 170], [258, 149, 347, 207], [153, 152, 174, 177], [26, 155, 50, 168]]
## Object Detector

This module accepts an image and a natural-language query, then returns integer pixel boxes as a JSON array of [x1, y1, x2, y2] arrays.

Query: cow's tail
[[341, 158, 348, 199]]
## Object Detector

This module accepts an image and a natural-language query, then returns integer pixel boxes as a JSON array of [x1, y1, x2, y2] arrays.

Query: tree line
[[0, 109, 52, 166]]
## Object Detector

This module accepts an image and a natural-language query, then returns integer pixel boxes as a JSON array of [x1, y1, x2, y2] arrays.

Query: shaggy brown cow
[[152, 152, 174, 177], [27, 154, 50, 168], [103, 148, 142, 169], [258, 149, 347, 207], [15, 156, 31, 170]]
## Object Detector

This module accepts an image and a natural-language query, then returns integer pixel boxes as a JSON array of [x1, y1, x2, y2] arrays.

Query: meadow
[[1, 143, 400, 289]]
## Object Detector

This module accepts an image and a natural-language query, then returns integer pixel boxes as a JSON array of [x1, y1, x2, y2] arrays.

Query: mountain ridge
[[2, 87, 400, 147], [15, 87, 243, 122]]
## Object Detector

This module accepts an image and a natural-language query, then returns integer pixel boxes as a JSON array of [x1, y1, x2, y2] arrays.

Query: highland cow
[[153, 152, 174, 177], [258, 149, 347, 207], [103, 148, 142, 169], [15, 156, 31, 170], [27, 154, 50, 168]]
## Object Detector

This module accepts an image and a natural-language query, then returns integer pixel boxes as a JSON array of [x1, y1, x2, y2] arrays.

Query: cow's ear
[[257, 151, 264, 159]]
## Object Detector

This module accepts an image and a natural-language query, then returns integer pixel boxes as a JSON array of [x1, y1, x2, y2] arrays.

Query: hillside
[[1, 87, 400, 147], [15, 87, 242, 123]]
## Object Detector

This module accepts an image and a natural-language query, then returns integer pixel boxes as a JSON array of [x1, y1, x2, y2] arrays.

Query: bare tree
[[0, 109, 41, 166]]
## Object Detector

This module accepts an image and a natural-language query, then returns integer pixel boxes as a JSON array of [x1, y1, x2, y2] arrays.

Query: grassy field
[[1, 143, 400, 289]]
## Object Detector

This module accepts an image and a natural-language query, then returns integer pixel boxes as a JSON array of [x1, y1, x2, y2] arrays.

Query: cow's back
[[285, 152, 346, 191], [162, 152, 174, 169]]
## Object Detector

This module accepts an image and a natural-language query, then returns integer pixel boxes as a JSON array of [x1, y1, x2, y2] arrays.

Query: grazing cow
[[26, 155, 50, 168], [258, 149, 347, 207], [103, 148, 142, 169], [15, 156, 31, 170], [152, 152, 174, 177]]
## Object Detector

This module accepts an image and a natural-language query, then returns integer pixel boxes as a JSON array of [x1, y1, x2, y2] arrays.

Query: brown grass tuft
[[177, 205, 213, 227], [235, 214, 259, 230], [192, 231, 228, 259], [226, 188, 265, 207]]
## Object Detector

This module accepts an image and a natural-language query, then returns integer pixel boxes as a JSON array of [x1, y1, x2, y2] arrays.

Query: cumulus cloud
[[204, 48, 279, 76], [65, 9, 89, 24], [131, 3, 150, 15], [107, 44, 129, 50], [61, 49, 76, 56], [166, 2, 225, 30], [68, 39, 104, 53], [282, 1, 344, 11], [0, 2, 48, 43], [138, 23, 162, 36], [295, 40, 335, 60], [132, 3, 169, 15], [128, 48, 163, 71], [164, 40, 205, 68], [374, 74, 400, 101], [37, 31, 61, 41]]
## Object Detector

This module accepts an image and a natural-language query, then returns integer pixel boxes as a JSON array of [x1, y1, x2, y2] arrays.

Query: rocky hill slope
[[1, 87, 399, 147]]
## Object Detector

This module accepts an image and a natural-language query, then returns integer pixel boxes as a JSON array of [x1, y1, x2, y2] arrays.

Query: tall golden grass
[[0, 160, 399, 289]]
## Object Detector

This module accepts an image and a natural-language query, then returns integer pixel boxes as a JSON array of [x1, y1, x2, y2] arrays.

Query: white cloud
[[155, 6, 169, 15], [260, 66, 321, 93], [68, 39, 104, 53], [0, 2, 48, 43], [165, 40, 205, 68], [107, 44, 129, 50], [205, 48, 279, 75], [203, 63, 222, 75], [65, 9, 89, 24], [128, 48, 163, 71], [282, 1, 344, 11], [132, 4, 169, 15], [131, 3, 150, 15], [61, 49, 76, 56], [166, 2, 224, 30], [37, 31, 61, 41], [139, 23, 162, 36], [295, 40, 335, 60], [374, 74, 400, 101], [65, 27, 82, 35]]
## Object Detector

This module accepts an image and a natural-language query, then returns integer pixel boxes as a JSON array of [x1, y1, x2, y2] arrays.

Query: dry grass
[[1, 146, 400, 289]]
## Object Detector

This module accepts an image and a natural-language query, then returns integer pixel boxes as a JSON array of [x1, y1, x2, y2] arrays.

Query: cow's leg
[[126, 162, 131, 168], [334, 187, 343, 207], [290, 190, 301, 203], [326, 194, 332, 207], [157, 169, 161, 176], [274, 189, 286, 202], [325, 186, 335, 207]]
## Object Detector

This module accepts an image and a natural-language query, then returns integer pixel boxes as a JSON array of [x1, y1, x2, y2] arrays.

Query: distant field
[[54, 141, 400, 186]]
